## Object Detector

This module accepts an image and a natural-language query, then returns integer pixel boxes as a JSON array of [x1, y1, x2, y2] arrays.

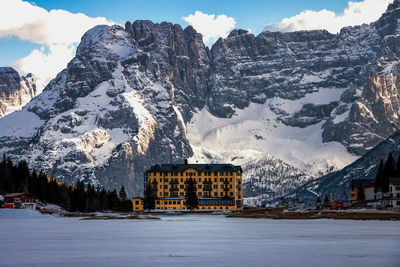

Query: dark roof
[[350, 179, 375, 188], [4, 192, 39, 199], [389, 177, 400, 185], [146, 163, 242, 173]]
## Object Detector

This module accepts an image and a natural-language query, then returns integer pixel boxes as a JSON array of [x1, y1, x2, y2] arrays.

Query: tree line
[[0, 154, 132, 212]]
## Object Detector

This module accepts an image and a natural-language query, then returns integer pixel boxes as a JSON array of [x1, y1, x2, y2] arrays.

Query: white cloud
[[12, 43, 76, 85], [265, 0, 392, 33], [182, 11, 236, 45], [0, 0, 113, 44], [0, 0, 114, 85]]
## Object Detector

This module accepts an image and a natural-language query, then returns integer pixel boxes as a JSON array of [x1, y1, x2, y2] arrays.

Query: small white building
[[389, 177, 400, 208]]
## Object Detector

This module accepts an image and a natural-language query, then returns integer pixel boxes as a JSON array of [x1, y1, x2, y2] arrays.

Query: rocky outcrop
[[0, 67, 39, 118], [0, 22, 209, 196], [207, 3, 400, 155], [0, 2, 400, 200]]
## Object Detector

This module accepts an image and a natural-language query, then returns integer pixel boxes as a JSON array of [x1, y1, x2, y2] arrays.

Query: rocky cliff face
[[207, 1, 400, 155], [0, 67, 39, 118], [0, 2, 400, 201], [0, 22, 208, 195]]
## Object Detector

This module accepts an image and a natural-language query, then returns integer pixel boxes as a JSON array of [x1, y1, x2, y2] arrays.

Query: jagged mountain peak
[[0, 1, 399, 203], [0, 67, 39, 118], [386, 0, 400, 12]]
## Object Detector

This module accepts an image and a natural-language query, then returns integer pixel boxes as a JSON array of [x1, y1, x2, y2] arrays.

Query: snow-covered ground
[[0, 210, 399, 267]]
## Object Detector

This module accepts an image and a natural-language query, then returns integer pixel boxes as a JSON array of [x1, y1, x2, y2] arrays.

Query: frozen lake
[[0, 210, 399, 267]]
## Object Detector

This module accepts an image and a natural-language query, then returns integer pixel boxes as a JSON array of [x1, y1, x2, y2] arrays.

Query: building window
[[180, 185, 184, 189], [396, 186, 400, 190], [220, 185, 224, 189], [220, 178, 223, 182], [199, 178, 201, 182], [173, 201, 176, 204], [229, 192, 233, 196], [198, 171, 202, 175], [198, 192, 202, 196], [135, 201, 139, 205], [180, 192, 184, 196], [220, 192, 223, 196], [215, 172, 218, 176], [160, 185, 162, 189], [213, 185, 217, 189], [165, 192, 168, 196], [198, 185, 202, 189], [214, 192, 217, 196], [230, 178, 232, 182], [214, 178, 217, 182], [230, 172, 233, 176], [164, 185, 168, 189], [159, 178, 162, 182], [230, 185, 232, 189], [159, 192, 162, 197], [181, 178, 183, 182], [165, 178, 168, 182]]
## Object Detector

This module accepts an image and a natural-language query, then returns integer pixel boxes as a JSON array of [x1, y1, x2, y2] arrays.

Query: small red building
[[4, 193, 39, 209]]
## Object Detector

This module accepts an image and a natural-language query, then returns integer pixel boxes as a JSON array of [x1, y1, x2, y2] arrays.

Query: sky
[[0, 0, 393, 85]]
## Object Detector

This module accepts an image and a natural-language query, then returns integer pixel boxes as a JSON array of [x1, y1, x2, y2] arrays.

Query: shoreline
[[227, 208, 400, 220]]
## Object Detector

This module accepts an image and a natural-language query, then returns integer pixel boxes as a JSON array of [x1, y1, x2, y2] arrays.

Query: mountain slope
[[289, 131, 400, 206], [0, 67, 41, 118], [0, 2, 400, 200]]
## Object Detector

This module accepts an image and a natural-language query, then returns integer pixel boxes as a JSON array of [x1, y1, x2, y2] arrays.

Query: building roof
[[350, 179, 375, 188], [4, 192, 39, 199], [389, 177, 400, 185], [146, 163, 242, 173]]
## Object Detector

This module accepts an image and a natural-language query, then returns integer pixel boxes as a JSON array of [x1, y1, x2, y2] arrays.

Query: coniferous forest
[[0, 154, 132, 212]]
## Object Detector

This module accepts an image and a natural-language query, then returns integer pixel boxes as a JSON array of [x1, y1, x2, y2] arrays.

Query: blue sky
[[0, 0, 392, 84]]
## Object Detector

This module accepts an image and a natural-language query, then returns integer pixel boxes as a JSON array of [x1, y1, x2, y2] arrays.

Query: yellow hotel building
[[133, 162, 243, 211]]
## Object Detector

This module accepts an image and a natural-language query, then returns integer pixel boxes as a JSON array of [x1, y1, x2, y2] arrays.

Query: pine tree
[[375, 160, 384, 192], [143, 183, 155, 211], [357, 183, 365, 202], [382, 153, 395, 193], [323, 195, 330, 208], [119, 185, 127, 200], [185, 178, 198, 211]]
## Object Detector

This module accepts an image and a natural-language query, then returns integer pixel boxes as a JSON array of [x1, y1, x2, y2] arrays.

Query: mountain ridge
[[0, 1, 399, 202]]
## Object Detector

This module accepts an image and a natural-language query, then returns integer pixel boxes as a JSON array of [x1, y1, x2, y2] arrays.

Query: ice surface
[[0, 210, 399, 267]]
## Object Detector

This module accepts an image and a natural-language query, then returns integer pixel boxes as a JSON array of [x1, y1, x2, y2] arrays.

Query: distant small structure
[[349, 179, 375, 205], [132, 197, 144, 211], [4, 193, 38, 209], [389, 177, 400, 208]]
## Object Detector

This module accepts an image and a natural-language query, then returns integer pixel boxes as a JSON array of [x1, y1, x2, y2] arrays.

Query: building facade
[[133, 162, 243, 211], [389, 177, 400, 208], [4, 193, 38, 209], [349, 179, 375, 205]]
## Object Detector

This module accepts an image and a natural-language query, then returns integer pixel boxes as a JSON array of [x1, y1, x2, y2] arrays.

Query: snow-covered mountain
[[0, 67, 41, 118], [0, 2, 400, 201]]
